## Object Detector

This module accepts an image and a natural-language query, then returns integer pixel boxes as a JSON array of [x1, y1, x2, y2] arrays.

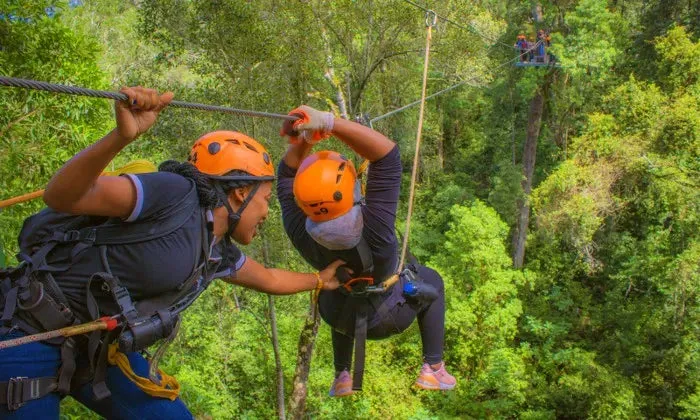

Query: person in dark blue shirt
[[278, 105, 456, 396], [0, 87, 343, 418], [515, 34, 528, 62]]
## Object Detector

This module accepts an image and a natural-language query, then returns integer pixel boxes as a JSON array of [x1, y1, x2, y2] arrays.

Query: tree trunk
[[437, 134, 445, 171], [436, 98, 444, 170], [261, 238, 285, 419], [287, 301, 321, 420], [512, 89, 544, 268], [267, 295, 285, 420], [321, 27, 349, 119], [532, 2, 544, 23]]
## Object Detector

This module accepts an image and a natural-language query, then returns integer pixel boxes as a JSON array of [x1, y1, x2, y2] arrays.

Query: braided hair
[[158, 160, 260, 210]]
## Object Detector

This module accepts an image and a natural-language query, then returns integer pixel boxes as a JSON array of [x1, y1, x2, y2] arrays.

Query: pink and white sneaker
[[415, 362, 456, 390], [329, 370, 353, 397]]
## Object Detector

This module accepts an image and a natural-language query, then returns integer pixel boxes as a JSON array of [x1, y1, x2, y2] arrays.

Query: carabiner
[[425, 10, 437, 28]]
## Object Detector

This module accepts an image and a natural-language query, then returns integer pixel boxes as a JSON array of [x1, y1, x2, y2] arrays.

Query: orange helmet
[[188, 131, 275, 180], [517, 34, 526, 39], [293, 151, 357, 222]]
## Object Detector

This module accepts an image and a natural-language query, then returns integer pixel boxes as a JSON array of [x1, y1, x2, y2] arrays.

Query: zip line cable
[[371, 78, 477, 124], [371, 40, 543, 124], [0, 76, 297, 121], [401, 0, 515, 50]]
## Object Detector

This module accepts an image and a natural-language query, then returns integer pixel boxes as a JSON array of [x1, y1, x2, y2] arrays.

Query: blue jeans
[[0, 331, 192, 419]]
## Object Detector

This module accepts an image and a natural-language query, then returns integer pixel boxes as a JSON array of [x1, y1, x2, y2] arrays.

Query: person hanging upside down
[[0, 87, 343, 418], [278, 105, 456, 396]]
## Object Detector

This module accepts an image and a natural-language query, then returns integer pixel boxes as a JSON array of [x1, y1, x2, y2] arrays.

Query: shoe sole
[[329, 389, 354, 397], [415, 378, 455, 391]]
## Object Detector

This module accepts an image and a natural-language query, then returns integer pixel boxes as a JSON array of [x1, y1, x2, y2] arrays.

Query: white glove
[[292, 105, 335, 144]]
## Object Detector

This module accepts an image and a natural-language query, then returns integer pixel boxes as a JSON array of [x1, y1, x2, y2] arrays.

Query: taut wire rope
[[0, 76, 297, 121]]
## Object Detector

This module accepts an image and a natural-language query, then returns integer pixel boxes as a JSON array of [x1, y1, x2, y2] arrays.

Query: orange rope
[[0, 316, 118, 350], [0, 159, 156, 209], [0, 189, 44, 209]]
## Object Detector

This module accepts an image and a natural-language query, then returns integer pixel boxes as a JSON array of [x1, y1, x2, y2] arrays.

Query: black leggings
[[322, 264, 446, 372]]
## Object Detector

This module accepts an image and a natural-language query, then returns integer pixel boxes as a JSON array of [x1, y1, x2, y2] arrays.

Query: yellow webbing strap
[[107, 344, 180, 401], [357, 159, 370, 195], [357, 159, 370, 174]]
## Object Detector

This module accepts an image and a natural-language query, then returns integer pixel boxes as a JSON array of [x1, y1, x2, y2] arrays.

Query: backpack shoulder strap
[[19, 180, 200, 274], [355, 237, 374, 275], [133, 207, 216, 317], [74, 180, 200, 246]]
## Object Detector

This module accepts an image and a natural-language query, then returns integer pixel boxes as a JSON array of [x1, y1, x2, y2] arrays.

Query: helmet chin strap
[[214, 182, 262, 240]]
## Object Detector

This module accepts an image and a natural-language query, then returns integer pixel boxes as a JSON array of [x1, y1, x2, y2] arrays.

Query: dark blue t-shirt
[[47, 172, 245, 319], [277, 145, 402, 281]]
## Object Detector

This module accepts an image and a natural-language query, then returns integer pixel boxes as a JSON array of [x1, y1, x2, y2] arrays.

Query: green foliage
[[554, 0, 629, 85], [0, 0, 111, 263], [655, 26, 700, 96], [525, 24, 700, 419], [679, 382, 700, 419], [430, 201, 525, 417], [410, 178, 473, 261], [488, 161, 525, 226]]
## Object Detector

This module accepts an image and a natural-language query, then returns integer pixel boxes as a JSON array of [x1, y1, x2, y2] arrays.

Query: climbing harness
[[331, 241, 428, 391], [0, 181, 220, 409]]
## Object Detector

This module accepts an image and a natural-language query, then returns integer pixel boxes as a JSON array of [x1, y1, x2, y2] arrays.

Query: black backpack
[[1, 179, 219, 401]]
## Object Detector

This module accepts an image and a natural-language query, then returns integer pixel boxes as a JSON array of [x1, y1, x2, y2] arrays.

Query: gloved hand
[[280, 109, 305, 145], [280, 105, 335, 145]]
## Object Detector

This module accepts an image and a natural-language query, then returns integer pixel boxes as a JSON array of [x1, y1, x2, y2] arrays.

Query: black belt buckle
[[62, 230, 81, 242], [6, 376, 27, 411]]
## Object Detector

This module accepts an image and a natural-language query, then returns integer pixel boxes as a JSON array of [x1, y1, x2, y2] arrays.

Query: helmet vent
[[242, 142, 258, 152], [208, 142, 221, 155], [226, 139, 240, 145]]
